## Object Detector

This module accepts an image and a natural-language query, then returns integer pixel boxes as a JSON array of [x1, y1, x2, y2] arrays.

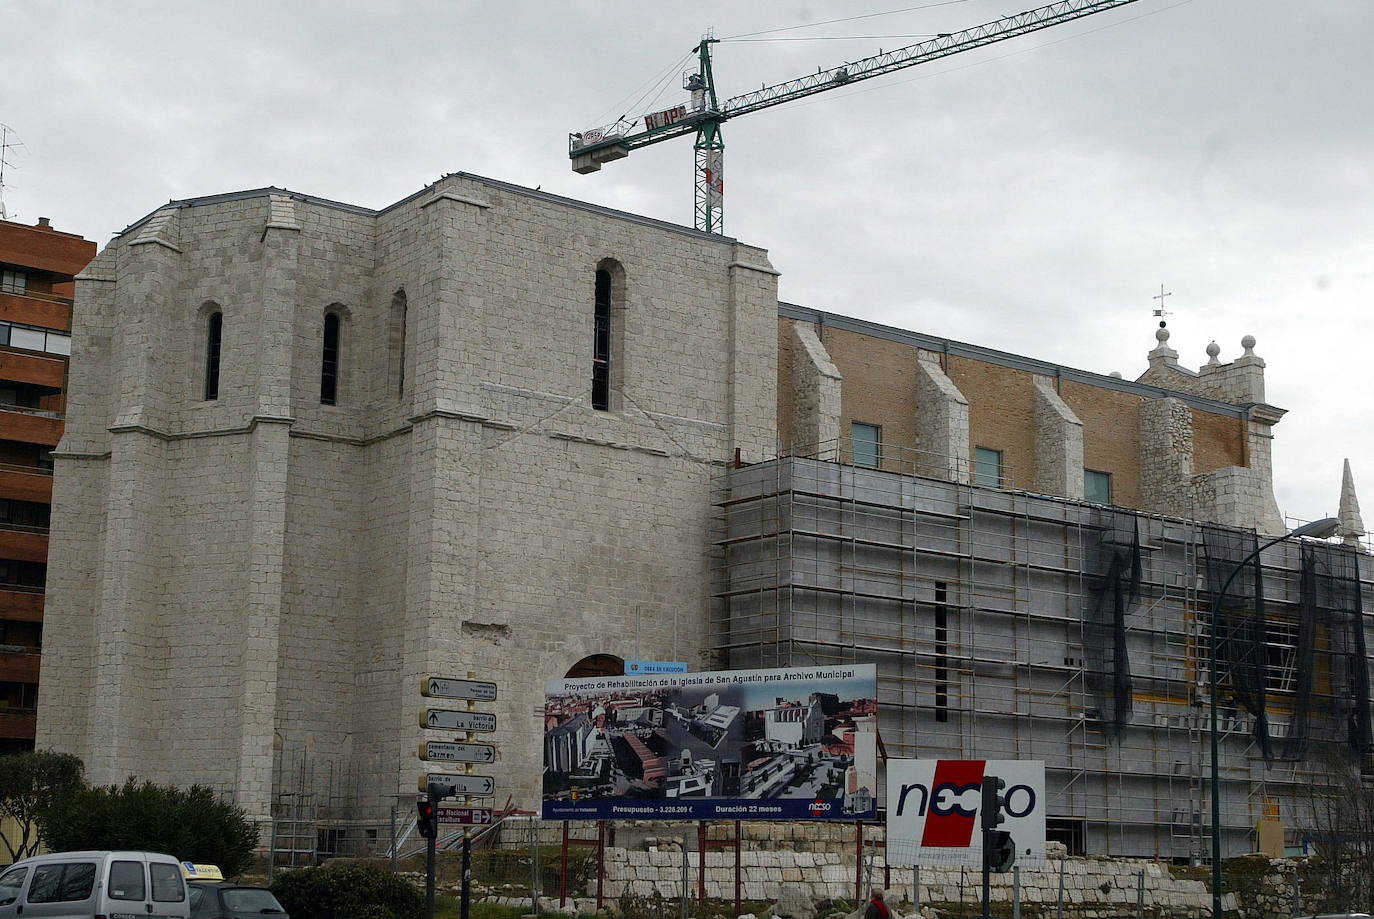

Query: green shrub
[[39, 779, 257, 877], [271, 865, 423, 919]]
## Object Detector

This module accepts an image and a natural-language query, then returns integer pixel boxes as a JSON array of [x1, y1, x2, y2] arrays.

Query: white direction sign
[[419, 741, 497, 764], [421, 772, 496, 796], [421, 709, 497, 733], [421, 677, 498, 702]]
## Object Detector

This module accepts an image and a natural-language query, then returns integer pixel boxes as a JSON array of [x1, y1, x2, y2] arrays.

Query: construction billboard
[[542, 664, 878, 820], [886, 759, 1047, 867]]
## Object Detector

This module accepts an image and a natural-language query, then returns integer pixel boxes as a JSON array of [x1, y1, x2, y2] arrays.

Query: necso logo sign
[[891, 760, 1038, 848]]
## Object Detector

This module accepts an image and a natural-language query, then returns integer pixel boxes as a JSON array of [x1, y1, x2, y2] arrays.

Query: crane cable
[[778, 0, 1194, 113], [720, 0, 971, 41]]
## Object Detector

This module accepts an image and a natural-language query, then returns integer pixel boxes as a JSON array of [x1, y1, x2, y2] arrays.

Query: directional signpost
[[422, 676, 498, 702], [437, 806, 495, 826], [419, 741, 497, 764], [419, 772, 496, 796], [418, 672, 499, 919], [421, 709, 497, 733]]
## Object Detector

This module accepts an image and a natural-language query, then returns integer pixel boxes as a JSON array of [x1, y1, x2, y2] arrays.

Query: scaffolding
[[709, 441, 1373, 860]]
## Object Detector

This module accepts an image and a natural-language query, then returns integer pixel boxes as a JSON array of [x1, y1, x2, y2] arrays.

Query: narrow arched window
[[204, 311, 223, 401], [389, 290, 408, 399], [320, 312, 341, 405], [592, 269, 612, 410]]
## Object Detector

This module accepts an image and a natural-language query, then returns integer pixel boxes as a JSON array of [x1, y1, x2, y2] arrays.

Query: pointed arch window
[[204, 310, 223, 401], [389, 290, 408, 399], [592, 260, 624, 411], [321, 311, 342, 405], [593, 270, 611, 410]]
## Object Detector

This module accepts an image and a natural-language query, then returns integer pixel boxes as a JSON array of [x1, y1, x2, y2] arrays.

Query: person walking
[[864, 888, 889, 919]]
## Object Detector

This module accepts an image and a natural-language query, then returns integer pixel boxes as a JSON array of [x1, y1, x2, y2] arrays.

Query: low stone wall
[[600, 846, 1214, 916]]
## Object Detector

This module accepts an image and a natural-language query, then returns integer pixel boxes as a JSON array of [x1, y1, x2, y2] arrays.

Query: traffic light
[[985, 829, 1016, 872], [417, 799, 438, 839], [980, 775, 1007, 830]]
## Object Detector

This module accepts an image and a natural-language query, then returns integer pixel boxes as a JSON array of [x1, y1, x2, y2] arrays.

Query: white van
[[0, 851, 188, 919]]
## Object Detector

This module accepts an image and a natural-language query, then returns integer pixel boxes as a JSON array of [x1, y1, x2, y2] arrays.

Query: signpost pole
[[697, 821, 707, 906], [596, 821, 606, 910], [426, 788, 438, 919], [980, 821, 991, 919], [854, 821, 863, 904], [734, 820, 741, 918], [559, 821, 570, 908]]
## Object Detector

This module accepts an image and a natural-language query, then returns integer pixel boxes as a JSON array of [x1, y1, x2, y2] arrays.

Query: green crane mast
[[570, 0, 1141, 235]]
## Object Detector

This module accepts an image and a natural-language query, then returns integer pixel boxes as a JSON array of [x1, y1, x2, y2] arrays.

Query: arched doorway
[[565, 654, 624, 678]]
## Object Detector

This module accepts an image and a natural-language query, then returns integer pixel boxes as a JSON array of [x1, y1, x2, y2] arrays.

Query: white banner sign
[[886, 759, 1045, 867]]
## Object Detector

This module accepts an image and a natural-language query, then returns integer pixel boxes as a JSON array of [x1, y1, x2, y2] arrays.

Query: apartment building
[[0, 217, 95, 753]]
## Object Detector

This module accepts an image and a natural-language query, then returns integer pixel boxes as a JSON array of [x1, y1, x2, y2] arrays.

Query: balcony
[[0, 464, 52, 503], [0, 348, 66, 389], [0, 586, 43, 622], [0, 709, 37, 741], [0, 525, 47, 563], [0, 290, 71, 331], [0, 647, 40, 683], [0, 404, 62, 446]]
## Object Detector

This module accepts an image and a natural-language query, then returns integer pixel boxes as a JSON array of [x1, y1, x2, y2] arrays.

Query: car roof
[[11, 851, 180, 864]]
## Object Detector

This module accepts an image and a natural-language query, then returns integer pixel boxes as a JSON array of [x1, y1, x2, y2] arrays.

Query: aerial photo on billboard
[[542, 663, 877, 821]]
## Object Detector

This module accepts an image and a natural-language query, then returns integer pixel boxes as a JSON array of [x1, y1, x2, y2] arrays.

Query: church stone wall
[[38, 175, 778, 824]]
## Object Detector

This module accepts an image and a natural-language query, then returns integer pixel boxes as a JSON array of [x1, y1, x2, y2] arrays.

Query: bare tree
[[1292, 749, 1374, 911]]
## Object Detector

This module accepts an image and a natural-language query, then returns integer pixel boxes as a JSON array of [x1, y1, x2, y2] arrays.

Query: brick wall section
[[946, 355, 1035, 490], [1191, 407, 1245, 475], [787, 322, 918, 471], [1059, 380, 1145, 509]]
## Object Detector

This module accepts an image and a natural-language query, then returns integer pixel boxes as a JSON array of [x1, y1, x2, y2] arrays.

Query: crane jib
[[567, 0, 1143, 232]]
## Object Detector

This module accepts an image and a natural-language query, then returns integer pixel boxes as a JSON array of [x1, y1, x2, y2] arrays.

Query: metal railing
[[0, 403, 62, 419], [0, 463, 52, 476], [0, 287, 73, 306], [0, 521, 49, 535]]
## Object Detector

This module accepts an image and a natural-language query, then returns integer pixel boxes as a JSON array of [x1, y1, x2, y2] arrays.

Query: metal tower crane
[[570, 0, 1141, 234]]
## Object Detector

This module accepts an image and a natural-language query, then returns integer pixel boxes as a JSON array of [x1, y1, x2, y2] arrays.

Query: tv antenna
[[0, 124, 26, 221]]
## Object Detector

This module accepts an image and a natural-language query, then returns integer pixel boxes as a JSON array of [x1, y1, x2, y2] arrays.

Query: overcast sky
[[4, 0, 1369, 526]]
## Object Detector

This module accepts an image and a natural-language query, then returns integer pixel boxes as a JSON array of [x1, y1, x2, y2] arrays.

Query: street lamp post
[[1208, 517, 1340, 918]]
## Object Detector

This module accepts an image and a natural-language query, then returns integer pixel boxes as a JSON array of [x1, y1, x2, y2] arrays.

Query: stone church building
[[35, 174, 1367, 858]]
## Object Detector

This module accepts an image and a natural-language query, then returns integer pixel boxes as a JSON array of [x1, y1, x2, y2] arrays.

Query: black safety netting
[[1082, 509, 1141, 739], [1280, 542, 1372, 761], [1201, 525, 1272, 760]]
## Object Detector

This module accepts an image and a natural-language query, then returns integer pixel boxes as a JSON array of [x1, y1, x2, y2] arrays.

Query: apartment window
[[9, 327, 45, 352], [1085, 469, 1113, 505], [851, 422, 881, 468], [0, 322, 71, 355], [320, 311, 341, 405], [592, 269, 612, 411], [389, 290, 407, 398], [203, 311, 223, 401], [974, 447, 1003, 487], [0, 269, 26, 295]]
